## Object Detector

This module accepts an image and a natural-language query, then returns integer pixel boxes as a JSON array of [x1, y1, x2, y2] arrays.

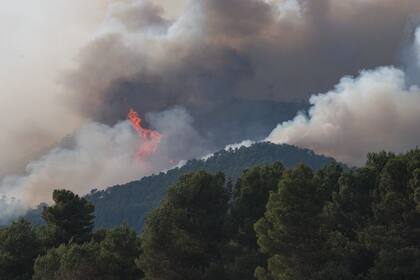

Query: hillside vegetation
[[87, 142, 335, 231], [1, 149, 419, 279]]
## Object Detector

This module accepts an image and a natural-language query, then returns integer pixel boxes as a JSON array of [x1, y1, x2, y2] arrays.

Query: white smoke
[[225, 140, 255, 151], [0, 0, 112, 176], [0, 0, 206, 223], [267, 28, 420, 166], [0, 0, 189, 180], [0, 108, 208, 223]]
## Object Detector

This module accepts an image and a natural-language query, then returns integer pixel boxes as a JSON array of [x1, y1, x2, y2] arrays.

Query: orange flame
[[128, 108, 161, 159]]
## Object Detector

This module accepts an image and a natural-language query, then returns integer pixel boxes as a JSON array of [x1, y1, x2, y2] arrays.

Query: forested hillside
[[25, 143, 335, 231], [86, 142, 335, 231], [2, 149, 419, 279]]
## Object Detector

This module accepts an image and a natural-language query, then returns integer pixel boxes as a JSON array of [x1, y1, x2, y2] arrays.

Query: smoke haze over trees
[[2, 0, 420, 228], [1, 148, 419, 279], [23, 142, 335, 230]]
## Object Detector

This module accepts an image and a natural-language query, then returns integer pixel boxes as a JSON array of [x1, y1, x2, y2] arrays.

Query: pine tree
[[0, 219, 40, 280], [42, 189, 95, 245], [225, 162, 284, 279], [255, 165, 324, 280], [139, 171, 229, 280]]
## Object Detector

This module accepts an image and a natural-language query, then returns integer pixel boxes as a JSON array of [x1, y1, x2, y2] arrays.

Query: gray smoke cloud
[[2, 0, 420, 221], [65, 0, 420, 145], [0, 108, 208, 223], [0, 0, 187, 177], [267, 27, 420, 166]]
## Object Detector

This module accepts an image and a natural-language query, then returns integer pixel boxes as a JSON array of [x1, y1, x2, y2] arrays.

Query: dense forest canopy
[[1, 149, 419, 279]]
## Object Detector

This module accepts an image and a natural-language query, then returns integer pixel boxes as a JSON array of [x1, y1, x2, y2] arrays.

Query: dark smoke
[[64, 0, 420, 147]]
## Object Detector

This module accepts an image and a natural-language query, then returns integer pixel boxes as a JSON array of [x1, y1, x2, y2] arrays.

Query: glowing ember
[[128, 108, 161, 159]]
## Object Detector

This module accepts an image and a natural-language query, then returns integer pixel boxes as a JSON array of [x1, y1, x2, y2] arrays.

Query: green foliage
[[255, 165, 324, 280], [5, 148, 420, 280], [224, 162, 284, 280], [362, 151, 420, 280], [99, 225, 143, 279], [33, 242, 101, 280], [0, 219, 40, 280], [254, 150, 420, 279], [33, 225, 143, 280], [368, 248, 420, 280], [231, 163, 285, 236], [83, 143, 336, 231], [42, 189, 95, 245], [139, 171, 229, 280]]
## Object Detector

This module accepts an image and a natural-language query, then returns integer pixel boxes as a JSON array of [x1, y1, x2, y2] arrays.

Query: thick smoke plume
[[1, 0, 420, 221], [0, 0, 109, 176], [65, 0, 420, 145], [267, 27, 420, 166], [0, 108, 208, 223]]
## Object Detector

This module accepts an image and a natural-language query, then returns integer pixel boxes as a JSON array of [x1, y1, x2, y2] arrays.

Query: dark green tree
[[254, 164, 324, 280], [320, 167, 376, 279], [368, 247, 420, 280], [316, 163, 343, 201], [42, 189, 95, 245], [225, 163, 284, 280], [139, 171, 229, 280], [99, 225, 143, 279], [13, 149, 420, 280], [0, 219, 40, 280], [324, 167, 375, 237], [362, 152, 420, 280], [33, 225, 143, 280], [366, 151, 395, 174], [33, 242, 101, 280]]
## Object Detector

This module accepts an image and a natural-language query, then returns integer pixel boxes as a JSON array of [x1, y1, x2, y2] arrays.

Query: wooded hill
[[2, 149, 419, 279], [26, 142, 335, 230], [86, 142, 336, 231]]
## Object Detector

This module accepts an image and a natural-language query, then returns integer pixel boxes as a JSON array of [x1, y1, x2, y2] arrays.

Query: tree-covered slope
[[86, 142, 336, 231], [6, 149, 420, 279]]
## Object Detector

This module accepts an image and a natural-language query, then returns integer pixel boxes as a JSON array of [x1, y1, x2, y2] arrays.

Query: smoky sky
[[64, 0, 420, 147], [2, 0, 420, 221]]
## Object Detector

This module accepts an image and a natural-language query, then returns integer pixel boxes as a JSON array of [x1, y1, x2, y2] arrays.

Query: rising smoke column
[[1, 0, 419, 177], [64, 0, 420, 147], [0, 107, 208, 223], [267, 27, 420, 166]]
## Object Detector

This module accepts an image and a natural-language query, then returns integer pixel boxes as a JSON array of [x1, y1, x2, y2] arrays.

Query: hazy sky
[[0, 0, 188, 175], [0, 0, 106, 174], [1, 0, 420, 220], [0, 0, 190, 220], [2, 0, 419, 176]]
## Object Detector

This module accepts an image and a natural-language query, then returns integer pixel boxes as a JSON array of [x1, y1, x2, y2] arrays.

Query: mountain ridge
[[26, 142, 338, 231]]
